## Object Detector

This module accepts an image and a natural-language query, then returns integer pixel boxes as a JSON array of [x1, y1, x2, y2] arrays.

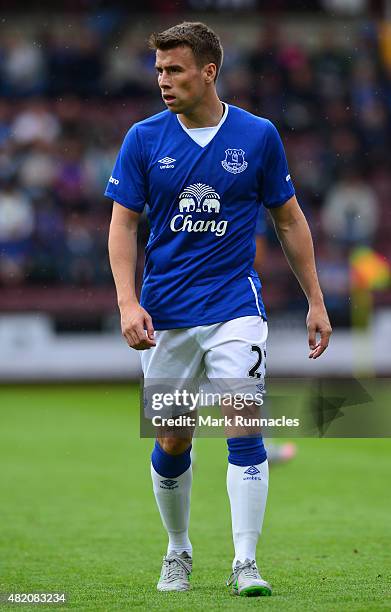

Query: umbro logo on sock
[[160, 478, 178, 490], [244, 466, 260, 475], [243, 466, 262, 481]]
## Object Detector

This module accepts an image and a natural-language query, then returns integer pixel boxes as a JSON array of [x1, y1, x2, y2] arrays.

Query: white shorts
[[141, 316, 268, 414]]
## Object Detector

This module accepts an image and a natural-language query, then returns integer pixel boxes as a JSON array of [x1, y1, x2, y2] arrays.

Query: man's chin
[[164, 101, 181, 113]]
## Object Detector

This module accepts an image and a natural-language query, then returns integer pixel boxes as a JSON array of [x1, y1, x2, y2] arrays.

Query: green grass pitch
[[1, 384, 390, 611]]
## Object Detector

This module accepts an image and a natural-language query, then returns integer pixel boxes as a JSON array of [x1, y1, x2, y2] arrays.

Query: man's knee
[[157, 436, 192, 455]]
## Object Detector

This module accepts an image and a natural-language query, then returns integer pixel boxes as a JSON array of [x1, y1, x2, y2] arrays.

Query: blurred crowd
[[0, 18, 390, 319]]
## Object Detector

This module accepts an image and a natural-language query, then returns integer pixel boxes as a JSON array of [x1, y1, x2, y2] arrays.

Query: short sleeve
[[260, 121, 295, 208], [104, 126, 147, 212]]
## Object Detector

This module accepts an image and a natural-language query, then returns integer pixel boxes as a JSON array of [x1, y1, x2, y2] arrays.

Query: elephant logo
[[179, 197, 196, 212], [221, 148, 248, 174], [179, 183, 220, 213], [203, 197, 220, 213]]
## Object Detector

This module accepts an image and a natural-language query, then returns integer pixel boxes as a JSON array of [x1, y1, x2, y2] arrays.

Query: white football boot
[[157, 551, 192, 592], [227, 558, 272, 597]]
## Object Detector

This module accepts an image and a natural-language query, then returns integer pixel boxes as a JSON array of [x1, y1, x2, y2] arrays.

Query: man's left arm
[[268, 195, 332, 359]]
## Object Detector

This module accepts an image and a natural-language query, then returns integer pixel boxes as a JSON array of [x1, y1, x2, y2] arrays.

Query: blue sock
[[151, 440, 192, 478], [227, 436, 267, 466]]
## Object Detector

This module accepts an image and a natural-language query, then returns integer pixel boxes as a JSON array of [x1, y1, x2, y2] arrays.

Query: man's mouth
[[163, 94, 176, 104]]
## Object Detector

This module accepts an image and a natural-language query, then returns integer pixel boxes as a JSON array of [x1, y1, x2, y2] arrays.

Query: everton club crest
[[221, 148, 248, 174]]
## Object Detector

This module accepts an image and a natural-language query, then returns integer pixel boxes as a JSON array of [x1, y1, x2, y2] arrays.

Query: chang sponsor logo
[[170, 182, 228, 237]]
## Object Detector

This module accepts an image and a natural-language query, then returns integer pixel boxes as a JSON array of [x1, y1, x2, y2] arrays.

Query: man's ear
[[204, 63, 217, 83]]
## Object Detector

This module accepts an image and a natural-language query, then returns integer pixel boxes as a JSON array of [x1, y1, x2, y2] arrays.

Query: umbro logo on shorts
[[160, 478, 178, 489], [158, 156, 176, 169]]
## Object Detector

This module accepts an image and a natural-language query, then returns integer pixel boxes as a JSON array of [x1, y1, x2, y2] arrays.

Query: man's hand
[[120, 302, 156, 350], [306, 302, 332, 359]]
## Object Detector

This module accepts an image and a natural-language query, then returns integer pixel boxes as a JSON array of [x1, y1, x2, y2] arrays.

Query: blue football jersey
[[105, 104, 294, 330], [255, 206, 267, 236]]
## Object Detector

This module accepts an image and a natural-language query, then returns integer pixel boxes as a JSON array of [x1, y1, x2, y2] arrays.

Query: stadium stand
[[0, 14, 390, 329]]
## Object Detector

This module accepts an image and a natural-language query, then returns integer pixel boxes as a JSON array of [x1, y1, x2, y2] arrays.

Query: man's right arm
[[108, 202, 155, 350]]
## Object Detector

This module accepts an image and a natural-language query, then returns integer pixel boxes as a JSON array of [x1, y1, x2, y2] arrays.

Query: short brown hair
[[148, 21, 223, 81]]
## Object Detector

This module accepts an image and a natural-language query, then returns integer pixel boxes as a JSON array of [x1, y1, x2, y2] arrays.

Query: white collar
[[177, 103, 228, 147]]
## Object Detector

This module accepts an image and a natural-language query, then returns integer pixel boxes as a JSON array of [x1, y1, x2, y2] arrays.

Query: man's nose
[[159, 72, 171, 89]]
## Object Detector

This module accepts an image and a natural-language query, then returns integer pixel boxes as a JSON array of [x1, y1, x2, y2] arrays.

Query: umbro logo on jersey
[[243, 465, 262, 481], [109, 176, 119, 185], [160, 478, 178, 490], [286, 174, 291, 181], [158, 156, 176, 169]]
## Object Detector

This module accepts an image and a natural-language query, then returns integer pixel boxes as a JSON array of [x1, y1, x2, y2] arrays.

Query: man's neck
[[178, 96, 224, 129]]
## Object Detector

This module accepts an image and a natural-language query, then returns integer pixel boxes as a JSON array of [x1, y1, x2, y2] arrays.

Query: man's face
[[155, 46, 210, 114]]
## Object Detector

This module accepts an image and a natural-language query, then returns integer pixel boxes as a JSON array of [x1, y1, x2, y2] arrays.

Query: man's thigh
[[140, 328, 204, 379], [202, 316, 268, 437], [141, 327, 204, 426], [202, 316, 268, 381]]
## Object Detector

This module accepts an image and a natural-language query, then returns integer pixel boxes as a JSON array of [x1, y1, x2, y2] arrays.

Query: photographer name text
[[151, 415, 300, 428]]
